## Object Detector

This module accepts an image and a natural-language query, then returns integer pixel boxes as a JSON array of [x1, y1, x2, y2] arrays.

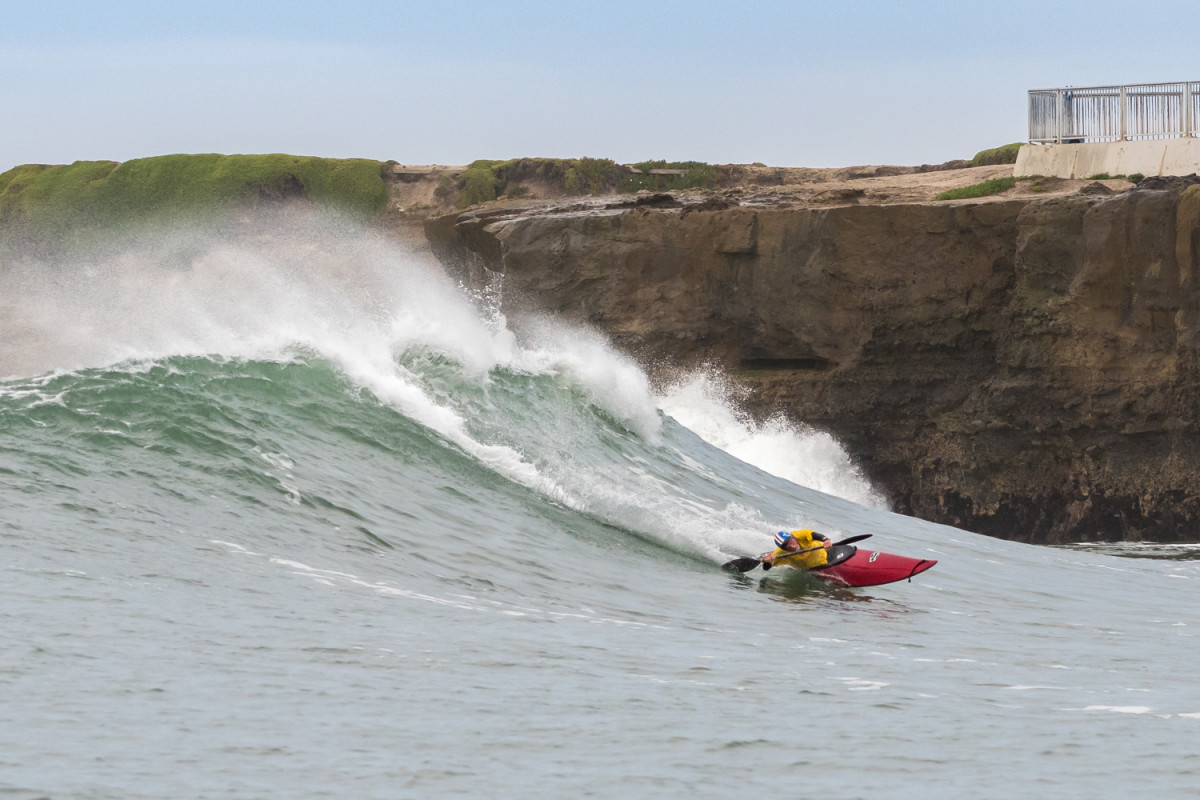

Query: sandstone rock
[[425, 184, 1200, 543], [1079, 181, 1115, 195]]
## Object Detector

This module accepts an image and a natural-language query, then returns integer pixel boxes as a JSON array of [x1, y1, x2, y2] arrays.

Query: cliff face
[[424, 183, 1200, 543]]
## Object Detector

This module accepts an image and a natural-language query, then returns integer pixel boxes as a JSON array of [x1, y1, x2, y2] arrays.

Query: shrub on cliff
[[970, 143, 1023, 166], [564, 157, 619, 196], [457, 160, 505, 208], [450, 157, 624, 207], [620, 161, 717, 192], [444, 157, 717, 208], [935, 177, 1016, 200]]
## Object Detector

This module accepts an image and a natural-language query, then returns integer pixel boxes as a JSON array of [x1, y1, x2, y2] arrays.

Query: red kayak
[[809, 544, 937, 588]]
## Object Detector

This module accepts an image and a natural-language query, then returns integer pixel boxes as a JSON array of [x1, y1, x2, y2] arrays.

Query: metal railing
[[1028, 81, 1200, 144]]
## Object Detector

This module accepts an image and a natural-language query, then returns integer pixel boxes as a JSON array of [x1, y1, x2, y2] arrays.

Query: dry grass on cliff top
[[704, 163, 1134, 206], [388, 161, 1129, 215]]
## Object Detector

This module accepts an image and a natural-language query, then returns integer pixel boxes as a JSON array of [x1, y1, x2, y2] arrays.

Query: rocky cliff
[[424, 179, 1200, 543]]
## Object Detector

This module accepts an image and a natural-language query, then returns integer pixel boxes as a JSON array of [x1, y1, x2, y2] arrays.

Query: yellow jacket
[[767, 529, 829, 570]]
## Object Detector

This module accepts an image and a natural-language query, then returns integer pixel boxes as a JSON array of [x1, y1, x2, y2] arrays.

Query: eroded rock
[[424, 184, 1200, 543]]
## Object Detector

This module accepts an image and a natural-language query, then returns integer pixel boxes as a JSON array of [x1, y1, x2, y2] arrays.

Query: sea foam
[[658, 371, 887, 509]]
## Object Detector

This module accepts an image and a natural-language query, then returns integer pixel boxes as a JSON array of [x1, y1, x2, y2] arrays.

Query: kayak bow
[[808, 544, 937, 588]]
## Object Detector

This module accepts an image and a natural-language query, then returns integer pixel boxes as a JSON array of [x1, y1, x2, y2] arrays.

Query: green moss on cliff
[[0, 153, 389, 258], [1, 154, 387, 220], [970, 143, 1023, 166]]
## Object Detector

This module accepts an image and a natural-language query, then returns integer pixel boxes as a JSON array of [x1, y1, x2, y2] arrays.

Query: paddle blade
[[835, 534, 872, 546], [721, 556, 763, 573]]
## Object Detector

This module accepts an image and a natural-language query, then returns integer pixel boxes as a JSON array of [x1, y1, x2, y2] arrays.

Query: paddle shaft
[[721, 543, 826, 574], [760, 543, 826, 570]]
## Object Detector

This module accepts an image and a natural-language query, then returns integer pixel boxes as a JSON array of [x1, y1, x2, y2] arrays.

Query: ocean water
[[2, 213, 1198, 799]]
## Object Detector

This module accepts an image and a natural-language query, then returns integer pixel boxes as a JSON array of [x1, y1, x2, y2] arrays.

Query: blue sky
[[3, 0, 1197, 169]]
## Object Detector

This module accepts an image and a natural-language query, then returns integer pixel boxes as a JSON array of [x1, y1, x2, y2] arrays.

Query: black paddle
[[830, 534, 873, 547], [721, 534, 873, 573]]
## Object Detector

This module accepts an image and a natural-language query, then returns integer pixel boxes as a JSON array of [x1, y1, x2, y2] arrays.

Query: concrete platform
[[1015, 138, 1200, 178]]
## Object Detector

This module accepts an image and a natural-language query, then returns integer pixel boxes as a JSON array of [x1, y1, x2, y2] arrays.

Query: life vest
[[769, 528, 829, 570]]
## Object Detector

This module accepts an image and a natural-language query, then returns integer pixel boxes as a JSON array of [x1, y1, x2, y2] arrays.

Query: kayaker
[[761, 529, 833, 570]]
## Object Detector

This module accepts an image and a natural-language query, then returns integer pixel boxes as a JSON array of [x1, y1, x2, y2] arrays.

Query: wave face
[[3, 211, 1199, 799]]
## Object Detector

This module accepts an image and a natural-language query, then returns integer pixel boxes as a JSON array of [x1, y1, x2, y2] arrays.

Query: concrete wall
[[1015, 138, 1200, 178]]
